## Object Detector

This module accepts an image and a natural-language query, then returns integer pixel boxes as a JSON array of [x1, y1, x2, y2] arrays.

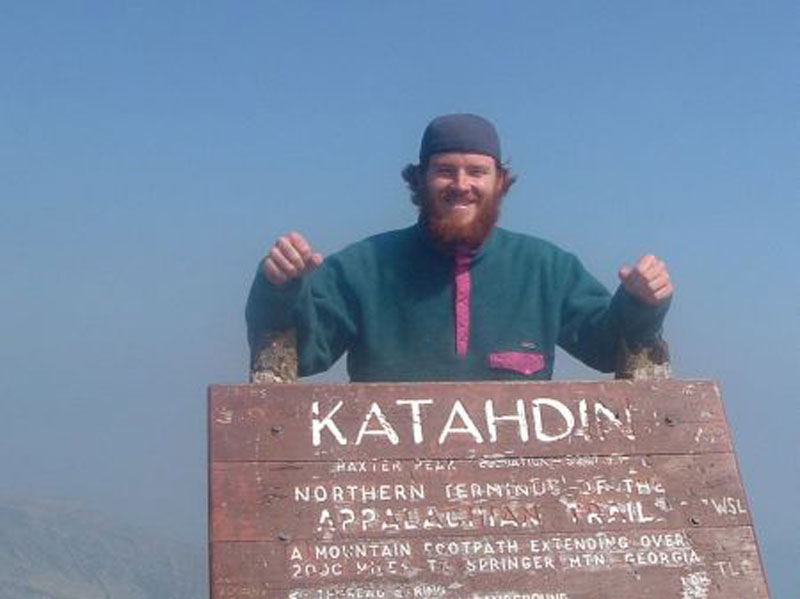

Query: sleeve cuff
[[613, 285, 672, 345]]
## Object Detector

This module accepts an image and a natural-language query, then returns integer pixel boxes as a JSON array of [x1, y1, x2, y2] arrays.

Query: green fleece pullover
[[246, 225, 669, 382]]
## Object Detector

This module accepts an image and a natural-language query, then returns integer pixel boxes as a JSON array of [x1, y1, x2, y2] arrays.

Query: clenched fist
[[618, 255, 674, 306], [262, 232, 323, 286]]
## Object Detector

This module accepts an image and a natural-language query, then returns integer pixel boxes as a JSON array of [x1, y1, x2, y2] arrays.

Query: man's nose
[[454, 169, 470, 191]]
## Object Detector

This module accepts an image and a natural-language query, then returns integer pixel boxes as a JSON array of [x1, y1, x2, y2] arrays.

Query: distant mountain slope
[[0, 497, 205, 599]]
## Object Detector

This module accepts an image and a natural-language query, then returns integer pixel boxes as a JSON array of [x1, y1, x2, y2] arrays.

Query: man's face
[[420, 152, 505, 249]]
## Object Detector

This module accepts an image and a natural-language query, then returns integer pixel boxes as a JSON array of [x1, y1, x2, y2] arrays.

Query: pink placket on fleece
[[454, 252, 472, 357]]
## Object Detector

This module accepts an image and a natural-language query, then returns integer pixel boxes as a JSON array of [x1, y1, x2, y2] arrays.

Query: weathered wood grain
[[209, 380, 730, 462], [210, 454, 749, 542], [208, 380, 769, 599], [211, 527, 767, 598]]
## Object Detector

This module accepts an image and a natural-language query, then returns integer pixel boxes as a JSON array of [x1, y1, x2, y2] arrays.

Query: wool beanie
[[419, 114, 501, 165]]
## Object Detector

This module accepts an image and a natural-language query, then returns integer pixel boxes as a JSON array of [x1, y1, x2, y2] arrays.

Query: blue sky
[[1, 1, 798, 595]]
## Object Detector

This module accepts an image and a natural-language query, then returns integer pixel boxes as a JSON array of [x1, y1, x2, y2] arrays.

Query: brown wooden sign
[[208, 379, 770, 599]]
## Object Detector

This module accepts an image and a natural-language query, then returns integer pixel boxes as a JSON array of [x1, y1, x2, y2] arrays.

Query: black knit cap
[[419, 113, 501, 165]]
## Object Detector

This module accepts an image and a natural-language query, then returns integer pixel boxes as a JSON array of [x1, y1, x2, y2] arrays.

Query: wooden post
[[249, 330, 298, 384], [615, 336, 672, 380]]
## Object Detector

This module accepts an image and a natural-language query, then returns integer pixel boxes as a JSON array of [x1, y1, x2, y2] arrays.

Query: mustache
[[419, 189, 502, 250]]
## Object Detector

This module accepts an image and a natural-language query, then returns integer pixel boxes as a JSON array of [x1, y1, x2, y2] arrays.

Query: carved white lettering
[[310, 397, 636, 448], [297, 483, 426, 503], [396, 399, 433, 444], [355, 402, 399, 445], [465, 555, 557, 573], [531, 398, 575, 442], [312, 401, 347, 446], [708, 496, 748, 515], [594, 400, 634, 440], [316, 504, 542, 533], [485, 399, 529, 442], [438, 400, 484, 444], [577, 398, 591, 439], [624, 548, 702, 567]]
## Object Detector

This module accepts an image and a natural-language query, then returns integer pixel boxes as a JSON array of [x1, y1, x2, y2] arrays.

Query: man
[[247, 114, 673, 381]]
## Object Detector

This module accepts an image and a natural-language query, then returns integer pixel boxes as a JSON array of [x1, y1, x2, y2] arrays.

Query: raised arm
[[558, 252, 673, 373], [246, 232, 358, 379]]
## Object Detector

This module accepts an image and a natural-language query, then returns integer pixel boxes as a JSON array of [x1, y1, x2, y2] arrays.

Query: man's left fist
[[618, 255, 674, 306]]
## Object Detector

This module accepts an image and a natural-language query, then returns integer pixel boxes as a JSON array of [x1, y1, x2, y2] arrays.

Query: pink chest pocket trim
[[454, 253, 472, 357], [488, 351, 545, 376]]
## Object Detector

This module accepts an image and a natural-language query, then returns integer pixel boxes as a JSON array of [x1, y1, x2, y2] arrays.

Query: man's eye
[[468, 168, 488, 177]]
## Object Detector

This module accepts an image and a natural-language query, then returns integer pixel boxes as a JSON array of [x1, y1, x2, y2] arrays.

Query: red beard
[[419, 188, 502, 252]]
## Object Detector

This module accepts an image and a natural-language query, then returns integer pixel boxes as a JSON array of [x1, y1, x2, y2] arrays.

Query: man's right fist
[[262, 232, 323, 286]]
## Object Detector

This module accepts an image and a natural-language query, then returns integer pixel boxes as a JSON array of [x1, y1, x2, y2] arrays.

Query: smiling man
[[246, 114, 673, 381]]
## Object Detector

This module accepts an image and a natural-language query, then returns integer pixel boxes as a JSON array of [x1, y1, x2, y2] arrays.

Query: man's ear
[[496, 168, 508, 194], [497, 166, 515, 196], [401, 163, 423, 206], [411, 165, 424, 190]]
